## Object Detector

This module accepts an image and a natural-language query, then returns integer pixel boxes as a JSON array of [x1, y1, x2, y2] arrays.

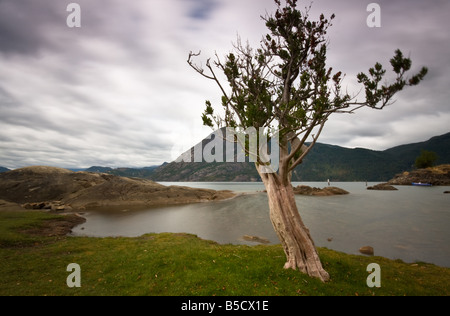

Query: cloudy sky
[[0, 0, 449, 169]]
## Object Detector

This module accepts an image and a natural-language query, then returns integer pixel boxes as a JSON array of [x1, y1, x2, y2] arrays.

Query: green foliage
[[188, 0, 427, 176], [357, 50, 428, 109], [415, 150, 438, 169], [202, 101, 214, 127]]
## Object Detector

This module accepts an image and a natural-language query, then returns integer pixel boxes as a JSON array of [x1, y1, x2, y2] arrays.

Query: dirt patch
[[0, 199, 27, 212], [20, 214, 86, 237]]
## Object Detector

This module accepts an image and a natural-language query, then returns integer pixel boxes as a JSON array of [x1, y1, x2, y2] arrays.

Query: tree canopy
[[188, 0, 427, 184], [415, 150, 438, 169]]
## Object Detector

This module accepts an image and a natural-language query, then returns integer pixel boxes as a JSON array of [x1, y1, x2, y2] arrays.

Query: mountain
[[292, 143, 402, 181], [150, 161, 260, 182], [84, 165, 161, 179], [384, 133, 450, 170], [85, 166, 113, 173], [150, 131, 450, 182], [80, 132, 450, 182], [150, 130, 260, 181], [0, 167, 10, 173]]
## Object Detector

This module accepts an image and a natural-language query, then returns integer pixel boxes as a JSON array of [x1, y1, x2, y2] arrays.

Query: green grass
[[1, 211, 449, 296], [0, 211, 65, 247]]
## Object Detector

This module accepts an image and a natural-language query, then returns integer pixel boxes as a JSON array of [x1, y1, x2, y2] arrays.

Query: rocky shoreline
[[388, 165, 450, 186], [0, 166, 236, 212]]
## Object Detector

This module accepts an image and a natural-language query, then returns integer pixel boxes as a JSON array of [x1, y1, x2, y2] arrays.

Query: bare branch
[[187, 51, 217, 81], [289, 117, 327, 172]]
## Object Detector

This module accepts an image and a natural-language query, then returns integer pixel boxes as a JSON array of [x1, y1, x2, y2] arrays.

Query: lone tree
[[415, 150, 438, 169], [188, 0, 427, 282]]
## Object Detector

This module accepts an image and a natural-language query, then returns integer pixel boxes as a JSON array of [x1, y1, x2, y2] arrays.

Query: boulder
[[242, 235, 270, 244], [21, 201, 69, 211], [359, 246, 374, 255], [367, 183, 398, 191], [293, 185, 349, 196]]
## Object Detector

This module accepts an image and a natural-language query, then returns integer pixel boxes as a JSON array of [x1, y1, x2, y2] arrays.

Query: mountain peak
[[152, 131, 450, 182]]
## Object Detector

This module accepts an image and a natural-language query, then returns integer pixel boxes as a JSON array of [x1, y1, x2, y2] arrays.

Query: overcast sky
[[0, 0, 449, 169]]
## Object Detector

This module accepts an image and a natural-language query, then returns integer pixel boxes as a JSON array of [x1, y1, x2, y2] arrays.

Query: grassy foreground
[[1, 211, 449, 296]]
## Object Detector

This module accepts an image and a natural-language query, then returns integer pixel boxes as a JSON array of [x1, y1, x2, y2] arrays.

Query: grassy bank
[[1, 211, 449, 296]]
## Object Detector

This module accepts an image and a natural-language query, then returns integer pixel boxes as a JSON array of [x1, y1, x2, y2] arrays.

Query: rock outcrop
[[367, 183, 398, 191], [359, 246, 374, 255], [293, 185, 349, 196], [388, 165, 450, 186], [0, 166, 236, 211], [242, 235, 271, 244]]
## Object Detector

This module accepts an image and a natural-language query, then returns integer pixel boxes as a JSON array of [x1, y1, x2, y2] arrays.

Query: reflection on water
[[72, 182, 450, 267]]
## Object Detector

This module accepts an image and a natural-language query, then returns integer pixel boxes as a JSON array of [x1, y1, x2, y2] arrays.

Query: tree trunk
[[259, 169, 330, 282]]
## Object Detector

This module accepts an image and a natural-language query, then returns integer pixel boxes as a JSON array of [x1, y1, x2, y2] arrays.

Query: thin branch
[[187, 51, 215, 80], [289, 118, 327, 172]]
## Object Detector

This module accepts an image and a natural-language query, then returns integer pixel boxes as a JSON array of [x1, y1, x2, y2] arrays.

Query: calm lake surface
[[72, 182, 450, 267]]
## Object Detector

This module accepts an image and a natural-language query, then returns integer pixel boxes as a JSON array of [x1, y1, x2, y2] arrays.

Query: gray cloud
[[0, 0, 68, 55], [0, 0, 449, 169], [184, 0, 221, 20]]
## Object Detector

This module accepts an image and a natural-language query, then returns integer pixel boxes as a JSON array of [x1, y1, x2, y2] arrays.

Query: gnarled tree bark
[[258, 166, 330, 282]]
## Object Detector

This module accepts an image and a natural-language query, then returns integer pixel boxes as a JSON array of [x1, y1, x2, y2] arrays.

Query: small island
[[367, 183, 398, 191], [293, 185, 349, 196], [388, 164, 450, 186]]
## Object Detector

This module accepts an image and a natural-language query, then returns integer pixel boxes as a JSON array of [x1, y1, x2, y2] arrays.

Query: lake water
[[71, 182, 450, 268]]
